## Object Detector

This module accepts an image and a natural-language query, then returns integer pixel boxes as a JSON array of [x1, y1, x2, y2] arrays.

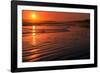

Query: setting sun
[[31, 14, 37, 19]]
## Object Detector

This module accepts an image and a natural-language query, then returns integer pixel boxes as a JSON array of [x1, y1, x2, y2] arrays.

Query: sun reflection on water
[[32, 26, 36, 45]]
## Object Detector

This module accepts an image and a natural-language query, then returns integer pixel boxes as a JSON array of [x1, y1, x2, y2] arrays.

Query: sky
[[22, 10, 90, 23]]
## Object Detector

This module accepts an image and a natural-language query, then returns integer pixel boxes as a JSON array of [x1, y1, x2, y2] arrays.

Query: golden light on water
[[32, 26, 36, 35], [32, 36, 36, 45], [32, 26, 36, 45]]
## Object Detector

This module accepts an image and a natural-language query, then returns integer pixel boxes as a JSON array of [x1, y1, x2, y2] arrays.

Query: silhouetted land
[[23, 19, 90, 27]]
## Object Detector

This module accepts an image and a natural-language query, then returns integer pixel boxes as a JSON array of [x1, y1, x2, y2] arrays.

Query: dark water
[[22, 25, 90, 62]]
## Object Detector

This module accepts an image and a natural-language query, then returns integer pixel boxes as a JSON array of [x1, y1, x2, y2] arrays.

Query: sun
[[31, 14, 37, 19]]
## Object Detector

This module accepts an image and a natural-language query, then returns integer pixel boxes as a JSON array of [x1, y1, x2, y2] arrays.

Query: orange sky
[[22, 10, 90, 23]]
